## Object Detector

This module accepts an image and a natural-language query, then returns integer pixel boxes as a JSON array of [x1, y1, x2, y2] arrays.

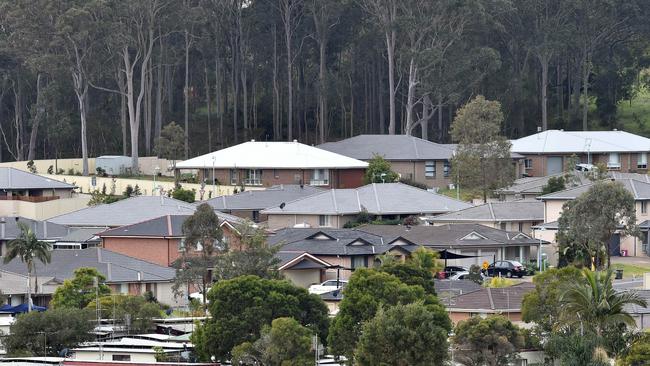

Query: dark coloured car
[[443, 266, 468, 277], [485, 260, 526, 278]]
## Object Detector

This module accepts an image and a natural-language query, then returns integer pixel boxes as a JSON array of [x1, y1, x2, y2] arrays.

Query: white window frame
[[318, 215, 331, 227], [524, 159, 533, 169], [425, 161, 436, 178], [245, 169, 262, 186], [229, 169, 238, 185], [639, 153, 648, 169], [311, 169, 330, 186], [607, 153, 621, 169]]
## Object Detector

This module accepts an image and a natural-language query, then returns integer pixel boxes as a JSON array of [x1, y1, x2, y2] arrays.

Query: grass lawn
[[617, 87, 650, 136], [437, 187, 481, 202], [611, 262, 650, 279]]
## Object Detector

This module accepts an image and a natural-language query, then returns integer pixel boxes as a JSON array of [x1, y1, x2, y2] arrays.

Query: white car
[[575, 163, 596, 172], [448, 271, 487, 281], [308, 280, 348, 295]]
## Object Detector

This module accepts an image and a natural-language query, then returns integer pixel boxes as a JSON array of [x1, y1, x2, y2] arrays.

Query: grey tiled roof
[[318, 135, 454, 161], [57, 227, 102, 243], [0, 168, 75, 190], [539, 179, 650, 200], [499, 173, 591, 195], [435, 279, 483, 304], [268, 227, 416, 256], [48, 196, 197, 227], [448, 282, 535, 311], [357, 223, 545, 248], [261, 183, 472, 215], [427, 200, 543, 222], [204, 185, 323, 211], [0, 216, 69, 240], [98, 213, 243, 238], [0, 247, 176, 283]]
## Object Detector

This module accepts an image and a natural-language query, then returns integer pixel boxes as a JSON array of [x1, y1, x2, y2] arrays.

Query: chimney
[[644, 273, 650, 290]]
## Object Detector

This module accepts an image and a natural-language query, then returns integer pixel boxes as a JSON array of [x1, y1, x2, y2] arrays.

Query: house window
[[351, 256, 367, 269], [178, 239, 186, 252], [425, 161, 436, 178], [444, 160, 451, 177], [518, 222, 524, 232], [112, 355, 131, 362], [252, 210, 260, 222], [639, 153, 648, 169], [245, 169, 262, 185], [642, 201, 647, 215], [318, 215, 330, 227], [608, 153, 620, 169], [524, 159, 533, 169], [500, 222, 507, 231], [229, 169, 238, 185], [273, 169, 279, 178], [311, 169, 330, 186]]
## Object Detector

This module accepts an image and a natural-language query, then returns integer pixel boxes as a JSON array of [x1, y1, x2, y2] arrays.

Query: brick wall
[[202, 168, 365, 188]]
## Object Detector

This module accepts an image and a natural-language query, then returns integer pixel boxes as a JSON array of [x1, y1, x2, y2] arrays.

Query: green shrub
[[172, 186, 196, 203]]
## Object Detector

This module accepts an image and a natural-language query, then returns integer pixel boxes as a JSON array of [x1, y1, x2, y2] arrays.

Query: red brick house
[[175, 140, 368, 189], [98, 214, 243, 267]]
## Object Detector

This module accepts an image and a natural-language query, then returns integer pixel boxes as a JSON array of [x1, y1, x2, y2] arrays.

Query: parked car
[[485, 260, 526, 278], [449, 271, 488, 281], [444, 266, 468, 277], [575, 163, 595, 172], [308, 279, 348, 295]]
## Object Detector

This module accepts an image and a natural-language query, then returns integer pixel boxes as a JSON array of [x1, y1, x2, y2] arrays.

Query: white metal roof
[[511, 130, 650, 154], [176, 141, 368, 169]]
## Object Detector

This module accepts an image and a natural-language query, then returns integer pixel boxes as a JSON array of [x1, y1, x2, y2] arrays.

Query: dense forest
[[0, 0, 649, 174]]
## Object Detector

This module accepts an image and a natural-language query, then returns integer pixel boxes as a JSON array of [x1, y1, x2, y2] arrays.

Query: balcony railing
[[0, 195, 60, 203]]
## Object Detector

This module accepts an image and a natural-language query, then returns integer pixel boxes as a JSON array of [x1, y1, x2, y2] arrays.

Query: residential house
[[357, 223, 550, 267], [276, 251, 333, 288], [537, 178, 650, 258], [52, 228, 101, 250], [175, 140, 368, 189], [0, 216, 69, 256], [318, 134, 456, 188], [498, 173, 591, 201], [511, 129, 650, 177], [97, 214, 243, 267], [0, 247, 185, 307], [0, 167, 89, 220], [423, 200, 544, 235], [204, 184, 322, 222], [446, 282, 535, 323], [261, 182, 472, 229], [267, 227, 416, 283], [319, 135, 527, 188], [70, 337, 192, 363]]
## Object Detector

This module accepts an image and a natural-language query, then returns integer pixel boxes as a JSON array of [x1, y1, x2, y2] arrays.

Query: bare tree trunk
[[144, 58, 153, 156], [214, 35, 223, 147], [386, 28, 396, 134], [272, 25, 280, 139], [318, 41, 327, 143], [582, 49, 590, 131], [349, 72, 354, 137], [377, 60, 385, 134], [205, 64, 212, 152], [405, 58, 417, 135], [155, 30, 163, 144], [540, 55, 549, 131], [241, 65, 248, 141], [117, 71, 128, 156], [13, 79, 24, 161], [184, 30, 191, 158], [27, 74, 44, 162]]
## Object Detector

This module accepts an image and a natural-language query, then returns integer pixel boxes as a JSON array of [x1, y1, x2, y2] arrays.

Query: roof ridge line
[[331, 189, 339, 214], [372, 184, 381, 212], [630, 179, 639, 199], [412, 137, 420, 159], [488, 203, 495, 221]]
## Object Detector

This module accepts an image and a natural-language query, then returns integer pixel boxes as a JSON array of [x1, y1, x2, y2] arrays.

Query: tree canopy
[[50, 267, 111, 309], [557, 180, 639, 268], [191, 275, 329, 362], [452, 315, 524, 366], [355, 302, 450, 366], [450, 95, 514, 202]]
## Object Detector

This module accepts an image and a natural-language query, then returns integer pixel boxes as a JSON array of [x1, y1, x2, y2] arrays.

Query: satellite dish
[[279, 202, 286, 209]]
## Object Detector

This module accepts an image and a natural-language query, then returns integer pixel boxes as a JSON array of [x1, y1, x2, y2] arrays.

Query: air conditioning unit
[[448, 183, 456, 190]]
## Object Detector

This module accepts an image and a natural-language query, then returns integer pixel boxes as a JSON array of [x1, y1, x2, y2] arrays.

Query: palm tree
[[559, 268, 646, 342], [3, 222, 52, 312]]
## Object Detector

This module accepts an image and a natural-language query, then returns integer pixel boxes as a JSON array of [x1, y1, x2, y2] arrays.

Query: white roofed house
[[175, 140, 368, 189], [261, 182, 472, 229], [512, 129, 650, 177]]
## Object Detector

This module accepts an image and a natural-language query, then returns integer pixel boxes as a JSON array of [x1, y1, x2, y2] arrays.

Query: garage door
[[546, 156, 563, 175]]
